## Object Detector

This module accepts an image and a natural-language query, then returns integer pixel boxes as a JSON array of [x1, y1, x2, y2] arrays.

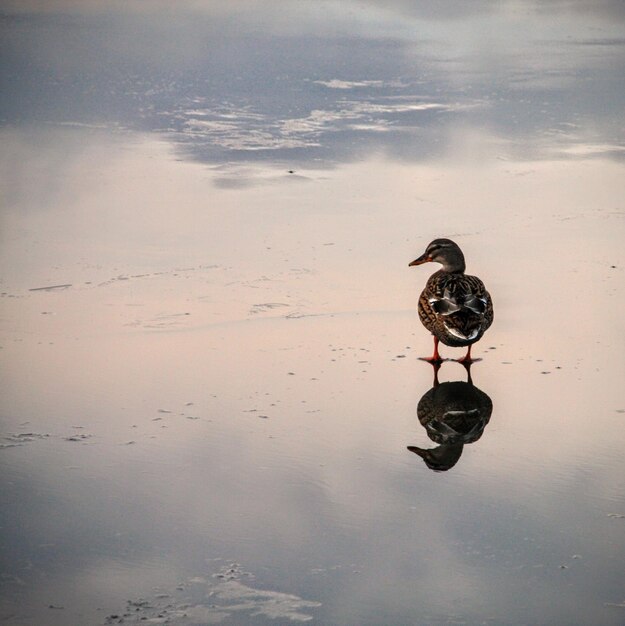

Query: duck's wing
[[429, 287, 488, 316], [428, 274, 493, 340], [428, 275, 488, 309]]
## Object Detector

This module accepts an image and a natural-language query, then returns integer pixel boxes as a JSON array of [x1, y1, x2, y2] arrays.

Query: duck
[[409, 238, 493, 363]]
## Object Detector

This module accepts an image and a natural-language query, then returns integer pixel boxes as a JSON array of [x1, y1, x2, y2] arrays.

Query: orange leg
[[457, 344, 481, 365], [457, 343, 472, 363], [419, 336, 443, 363]]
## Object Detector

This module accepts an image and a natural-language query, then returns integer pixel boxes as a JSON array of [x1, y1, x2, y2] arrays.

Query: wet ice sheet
[[1, 307, 624, 625], [1, 2, 625, 625], [1, 131, 625, 626], [1, 131, 623, 331]]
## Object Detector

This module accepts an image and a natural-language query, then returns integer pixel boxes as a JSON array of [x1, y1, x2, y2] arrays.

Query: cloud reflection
[[1, 1, 624, 171]]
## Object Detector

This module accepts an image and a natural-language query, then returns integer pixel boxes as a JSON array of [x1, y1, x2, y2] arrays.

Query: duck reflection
[[408, 363, 492, 472]]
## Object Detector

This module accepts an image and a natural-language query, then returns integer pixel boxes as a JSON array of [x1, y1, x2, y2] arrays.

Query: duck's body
[[418, 269, 493, 347], [410, 238, 493, 362]]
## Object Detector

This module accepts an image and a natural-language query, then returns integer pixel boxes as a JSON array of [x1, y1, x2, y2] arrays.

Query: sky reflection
[[1, 1, 624, 170]]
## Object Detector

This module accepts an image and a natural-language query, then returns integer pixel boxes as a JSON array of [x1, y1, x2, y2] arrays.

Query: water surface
[[1, 2, 624, 625]]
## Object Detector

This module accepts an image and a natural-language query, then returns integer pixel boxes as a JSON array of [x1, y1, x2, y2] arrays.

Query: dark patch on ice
[[1, 432, 50, 448], [29, 284, 72, 292], [64, 433, 92, 442]]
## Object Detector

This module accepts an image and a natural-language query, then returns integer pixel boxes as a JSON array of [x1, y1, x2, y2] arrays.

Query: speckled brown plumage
[[418, 271, 493, 347], [409, 238, 493, 362]]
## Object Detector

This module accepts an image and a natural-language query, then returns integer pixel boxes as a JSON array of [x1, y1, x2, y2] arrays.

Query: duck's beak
[[409, 253, 431, 266]]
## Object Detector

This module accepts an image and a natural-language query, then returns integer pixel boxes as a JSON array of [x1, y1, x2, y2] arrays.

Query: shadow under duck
[[409, 238, 493, 363]]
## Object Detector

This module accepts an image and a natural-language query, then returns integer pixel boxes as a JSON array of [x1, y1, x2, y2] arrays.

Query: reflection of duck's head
[[408, 365, 492, 472], [408, 442, 464, 472]]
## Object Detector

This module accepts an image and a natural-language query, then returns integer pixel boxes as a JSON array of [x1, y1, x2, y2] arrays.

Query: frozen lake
[[1, 2, 624, 625]]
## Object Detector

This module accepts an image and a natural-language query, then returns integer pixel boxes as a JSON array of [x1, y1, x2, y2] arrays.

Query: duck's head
[[409, 238, 466, 273]]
